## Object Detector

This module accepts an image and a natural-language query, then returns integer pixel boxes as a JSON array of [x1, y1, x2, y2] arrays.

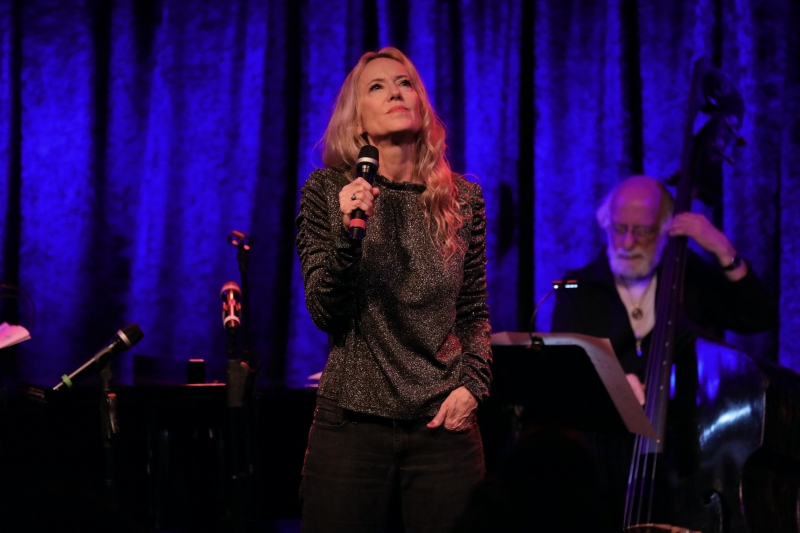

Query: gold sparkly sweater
[[296, 168, 492, 419]]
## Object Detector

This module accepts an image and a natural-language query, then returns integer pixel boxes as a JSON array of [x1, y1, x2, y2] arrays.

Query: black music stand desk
[[491, 332, 657, 440]]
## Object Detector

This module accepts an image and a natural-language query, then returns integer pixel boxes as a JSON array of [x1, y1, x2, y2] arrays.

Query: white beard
[[607, 234, 667, 281]]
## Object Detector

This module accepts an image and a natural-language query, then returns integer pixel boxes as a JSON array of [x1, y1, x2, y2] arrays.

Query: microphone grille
[[118, 323, 144, 348], [357, 145, 379, 162], [220, 281, 241, 298]]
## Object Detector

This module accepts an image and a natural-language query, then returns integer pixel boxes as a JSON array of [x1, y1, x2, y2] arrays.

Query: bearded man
[[548, 175, 777, 530], [551, 175, 776, 404]]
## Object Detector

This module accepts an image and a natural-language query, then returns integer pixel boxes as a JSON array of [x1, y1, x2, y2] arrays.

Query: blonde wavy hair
[[321, 47, 463, 261]]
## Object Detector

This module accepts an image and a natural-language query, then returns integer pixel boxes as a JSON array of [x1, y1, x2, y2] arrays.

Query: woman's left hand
[[427, 386, 478, 431]]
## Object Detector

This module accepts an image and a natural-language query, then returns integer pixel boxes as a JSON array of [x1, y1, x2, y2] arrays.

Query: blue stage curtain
[[0, 0, 797, 388]]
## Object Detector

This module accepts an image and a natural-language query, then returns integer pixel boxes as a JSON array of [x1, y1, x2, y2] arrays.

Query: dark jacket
[[551, 250, 777, 379]]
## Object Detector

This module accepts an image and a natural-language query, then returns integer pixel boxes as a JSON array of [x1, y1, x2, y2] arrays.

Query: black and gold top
[[295, 167, 492, 419]]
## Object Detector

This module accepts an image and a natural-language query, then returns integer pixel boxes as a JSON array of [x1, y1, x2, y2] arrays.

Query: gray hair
[[595, 176, 674, 231]]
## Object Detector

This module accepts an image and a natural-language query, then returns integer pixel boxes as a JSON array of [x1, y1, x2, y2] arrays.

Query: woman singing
[[295, 47, 492, 533]]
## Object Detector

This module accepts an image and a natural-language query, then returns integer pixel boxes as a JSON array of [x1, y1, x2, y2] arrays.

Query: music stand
[[491, 332, 657, 440]]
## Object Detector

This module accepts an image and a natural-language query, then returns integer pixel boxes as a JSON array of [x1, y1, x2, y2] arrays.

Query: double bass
[[624, 58, 800, 533]]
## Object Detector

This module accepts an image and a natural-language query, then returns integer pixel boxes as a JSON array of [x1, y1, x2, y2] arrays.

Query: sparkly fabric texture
[[296, 168, 492, 419]]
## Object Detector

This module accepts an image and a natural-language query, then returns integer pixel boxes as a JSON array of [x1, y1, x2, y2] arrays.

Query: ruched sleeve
[[295, 169, 362, 335], [454, 181, 493, 401]]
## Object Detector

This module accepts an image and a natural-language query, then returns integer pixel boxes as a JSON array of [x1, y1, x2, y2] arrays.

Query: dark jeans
[[300, 396, 485, 533]]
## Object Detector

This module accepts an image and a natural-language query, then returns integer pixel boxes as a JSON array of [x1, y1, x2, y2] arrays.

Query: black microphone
[[220, 281, 242, 330], [53, 323, 144, 392], [349, 145, 379, 240]]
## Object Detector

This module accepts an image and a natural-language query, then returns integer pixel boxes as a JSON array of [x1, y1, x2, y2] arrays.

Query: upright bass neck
[[638, 57, 745, 452]]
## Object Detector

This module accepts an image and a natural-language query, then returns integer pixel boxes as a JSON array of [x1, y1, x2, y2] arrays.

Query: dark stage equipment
[[0, 384, 317, 531]]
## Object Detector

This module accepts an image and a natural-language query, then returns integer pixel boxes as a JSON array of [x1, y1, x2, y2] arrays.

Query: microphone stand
[[226, 231, 258, 532], [99, 362, 119, 503], [509, 280, 579, 441]]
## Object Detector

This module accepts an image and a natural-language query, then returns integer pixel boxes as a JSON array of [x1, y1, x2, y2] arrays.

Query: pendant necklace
[[621, 275, 654, 322], [618, 275, 656, 357]]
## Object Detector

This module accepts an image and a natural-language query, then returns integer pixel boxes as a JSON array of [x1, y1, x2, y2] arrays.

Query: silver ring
[[351, 193, 357, 201]]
